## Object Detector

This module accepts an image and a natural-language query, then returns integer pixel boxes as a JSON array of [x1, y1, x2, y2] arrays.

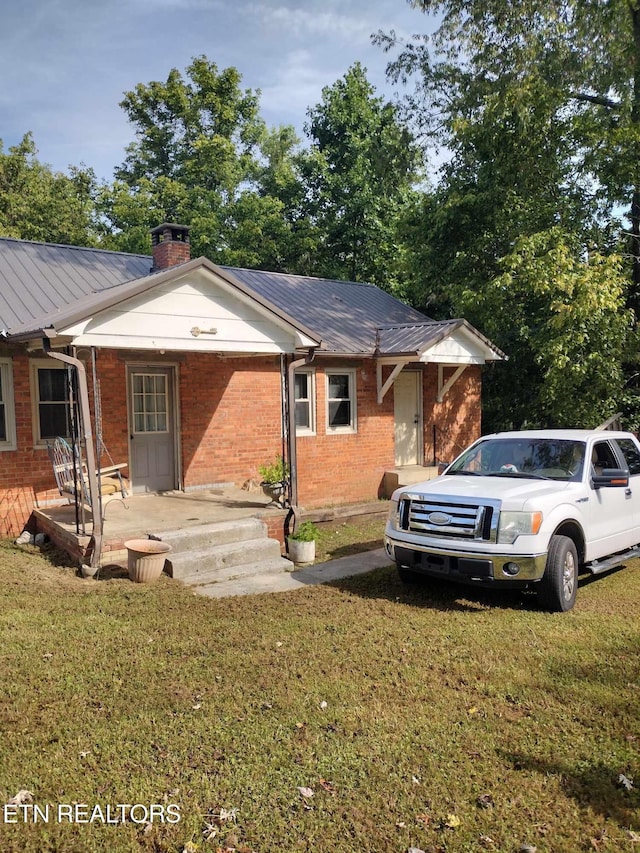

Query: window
[[616, 438, 640, 475], [294, 369, 315, 435], [326, 370, 356, 433], [0, 358, 17, 451], [31, 361, 73, 445], [132, 373, 169, 433]]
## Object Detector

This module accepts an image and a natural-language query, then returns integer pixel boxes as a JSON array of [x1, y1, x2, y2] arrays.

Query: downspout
[[44, 340, 102, 569], [286, 348, 316, 532]]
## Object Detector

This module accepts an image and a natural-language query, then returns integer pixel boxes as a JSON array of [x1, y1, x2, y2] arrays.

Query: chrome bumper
[[384, 534, 548, 583]]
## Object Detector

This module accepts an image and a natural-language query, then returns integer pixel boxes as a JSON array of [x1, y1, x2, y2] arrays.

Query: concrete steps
[[161, 517, 293, 587]]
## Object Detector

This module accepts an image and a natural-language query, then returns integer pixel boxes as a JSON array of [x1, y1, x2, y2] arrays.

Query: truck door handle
[[626, 488, 632, 497]]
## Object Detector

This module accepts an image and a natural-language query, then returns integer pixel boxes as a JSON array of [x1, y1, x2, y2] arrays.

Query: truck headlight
[[387, 499, 400, 529], [497, 511, 543, 544]]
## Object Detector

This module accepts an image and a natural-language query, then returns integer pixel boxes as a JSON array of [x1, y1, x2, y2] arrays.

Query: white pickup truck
[[384, 429, 640, 611]]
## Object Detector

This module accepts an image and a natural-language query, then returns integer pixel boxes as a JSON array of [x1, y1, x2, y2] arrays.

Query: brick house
[[0, 224, 505, 545]]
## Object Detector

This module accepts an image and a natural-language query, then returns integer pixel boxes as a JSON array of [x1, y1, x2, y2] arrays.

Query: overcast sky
[[1, 0, 433, 182]]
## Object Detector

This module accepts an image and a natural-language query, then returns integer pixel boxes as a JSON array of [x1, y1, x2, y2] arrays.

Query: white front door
[[128, 366, 177, 493], [394, 371, 421, 466]]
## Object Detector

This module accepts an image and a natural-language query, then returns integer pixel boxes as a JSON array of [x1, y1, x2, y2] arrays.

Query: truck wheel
[[397, 564, 421, 584], [538, 534, 578, 612]]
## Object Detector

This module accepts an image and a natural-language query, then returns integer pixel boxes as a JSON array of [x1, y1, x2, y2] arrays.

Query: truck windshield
[[446, 438, 585, 482]]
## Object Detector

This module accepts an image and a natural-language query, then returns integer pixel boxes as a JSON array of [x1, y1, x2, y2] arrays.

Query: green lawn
[[0, 536, 639, 853]]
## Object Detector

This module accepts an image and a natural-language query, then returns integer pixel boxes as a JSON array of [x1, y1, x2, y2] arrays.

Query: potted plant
[[287, 520, 319, 565], [258, 456, 290, 506]]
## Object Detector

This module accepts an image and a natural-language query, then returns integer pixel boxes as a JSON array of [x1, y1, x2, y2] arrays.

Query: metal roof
[[218, 266, 431, 354], [0, 236, 504, 360], [0, 237, 151, 331]]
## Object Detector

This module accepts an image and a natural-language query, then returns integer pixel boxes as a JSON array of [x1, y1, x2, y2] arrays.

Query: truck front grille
[[398, 495, 498, 542]]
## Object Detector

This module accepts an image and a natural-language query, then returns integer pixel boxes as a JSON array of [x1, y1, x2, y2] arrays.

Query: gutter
[[43, 340, 103, 570]]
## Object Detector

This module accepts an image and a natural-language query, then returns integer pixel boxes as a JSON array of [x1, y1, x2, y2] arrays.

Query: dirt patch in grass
[[1, 538, 640, 852]]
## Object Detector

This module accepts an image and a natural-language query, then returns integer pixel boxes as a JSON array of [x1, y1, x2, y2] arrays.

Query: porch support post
[[437, 364, 467, 403], [44, 342, 103, 569], [286, 348, 316, 525]]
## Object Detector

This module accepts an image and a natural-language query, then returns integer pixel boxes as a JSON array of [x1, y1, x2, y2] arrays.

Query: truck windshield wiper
[[445, 469, 483, 476]]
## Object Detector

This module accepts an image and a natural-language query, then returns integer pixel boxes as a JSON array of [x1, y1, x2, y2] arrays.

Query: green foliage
[[289, 520, 319, 542], [299, 63, 422, 291], [460, 229, 635, 428], [0, 133, 98, 245], [258, 456, 289, 484]]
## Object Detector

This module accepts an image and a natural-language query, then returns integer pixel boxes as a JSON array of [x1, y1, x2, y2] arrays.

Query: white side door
[[394, 371, 421, 467]]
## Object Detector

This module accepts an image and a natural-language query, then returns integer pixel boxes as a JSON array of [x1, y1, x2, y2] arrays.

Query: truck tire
[[538, 534, 578, 612]]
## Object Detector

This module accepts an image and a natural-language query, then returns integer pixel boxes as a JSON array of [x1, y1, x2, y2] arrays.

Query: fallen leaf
[[318, 779, 335, 794], [479, 835, 496, 847], [476, 793, 494, 809], [412, 775, 421, 785], [7, 790, 33, 805], [467, 706, 479, 715], [407, 848, 426, 853], [319, 700, 328, 710], [395, 821, 406, 828], [415, 813, 431, 825], [297, 786, 314, 799], [627, 829, 640, 842], [443, 813, 461, 829], [618, 773, 634, 791]]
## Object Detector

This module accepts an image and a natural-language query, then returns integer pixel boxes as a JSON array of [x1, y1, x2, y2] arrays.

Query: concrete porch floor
[[34, 485, 285, 565]]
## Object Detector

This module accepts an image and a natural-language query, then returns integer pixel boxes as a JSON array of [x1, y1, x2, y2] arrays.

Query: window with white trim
[[326, 369, 357, 433], [294, 369, 316, 435], [0, 358, 17, 451], [31, 360, 72, 445]]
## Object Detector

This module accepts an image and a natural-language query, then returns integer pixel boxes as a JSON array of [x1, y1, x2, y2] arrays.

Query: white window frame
[[294, 368, 316, 436], [30, 359, 72, 447], [325, 368, 357, 434], [0, 358, 17, 451]]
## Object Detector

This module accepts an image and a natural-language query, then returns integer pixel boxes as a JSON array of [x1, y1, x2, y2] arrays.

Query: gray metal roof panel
[[218, 266, 431, 353], [0, 237, 151, 331]]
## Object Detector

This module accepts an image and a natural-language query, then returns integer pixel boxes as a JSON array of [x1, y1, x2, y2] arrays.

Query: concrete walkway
[[194, 547, 392, 598]]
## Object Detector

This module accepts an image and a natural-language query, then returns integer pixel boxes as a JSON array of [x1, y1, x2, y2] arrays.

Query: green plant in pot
[[258, 456, 290, 506], [287, 520, 319, 565]]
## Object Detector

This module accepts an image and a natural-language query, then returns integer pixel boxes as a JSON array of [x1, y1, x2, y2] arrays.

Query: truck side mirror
[[437, 461, 450, 475], [592, 468, 629, 489]]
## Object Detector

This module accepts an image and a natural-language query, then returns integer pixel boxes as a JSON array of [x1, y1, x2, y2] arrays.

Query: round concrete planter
[[287, 537, 316, 565], [125, 539, 172, 583]]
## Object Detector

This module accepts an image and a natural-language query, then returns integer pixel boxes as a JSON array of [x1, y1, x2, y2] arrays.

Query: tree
[[99, 56, 308, 268], [0, 133, 97, 246], [376, 1, 640, 428], [381, 0, 640, 307], [300, 63, 422, 291], [460, 229, 635, 429]]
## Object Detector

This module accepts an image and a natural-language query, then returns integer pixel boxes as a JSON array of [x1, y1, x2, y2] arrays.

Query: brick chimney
[[151, 223, 191, 271]]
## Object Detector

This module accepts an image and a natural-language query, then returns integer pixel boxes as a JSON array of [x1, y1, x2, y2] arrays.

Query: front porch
[[32, 485, 391, 573], [34, 486, 284, 567]]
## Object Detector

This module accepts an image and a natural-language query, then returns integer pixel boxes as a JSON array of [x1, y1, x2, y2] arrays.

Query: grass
[[0, 527, 640, 853]]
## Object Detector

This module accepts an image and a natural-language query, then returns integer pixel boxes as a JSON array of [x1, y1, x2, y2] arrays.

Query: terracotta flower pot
[[124, 539, 172, 583]]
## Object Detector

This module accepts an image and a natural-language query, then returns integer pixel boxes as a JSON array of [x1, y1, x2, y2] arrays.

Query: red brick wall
[[423, 365, 482, 466], [0, 349, 483, 536], [295, 360, 394, 507], [180, 353, 284, 487]]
